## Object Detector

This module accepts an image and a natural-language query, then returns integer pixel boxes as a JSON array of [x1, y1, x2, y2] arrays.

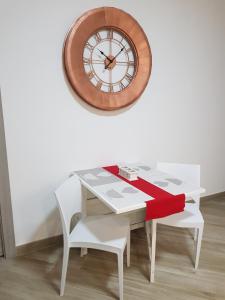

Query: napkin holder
[[118, 166, 138, 181]]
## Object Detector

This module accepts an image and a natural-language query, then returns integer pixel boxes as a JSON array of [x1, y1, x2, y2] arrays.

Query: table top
[[76, 163, 205, 214]]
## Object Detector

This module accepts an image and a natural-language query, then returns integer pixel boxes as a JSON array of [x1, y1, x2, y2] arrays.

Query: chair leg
[[145, 221, 151, 259], [126, 229, 130, 267], [150, 220, 157, 283], [145, 221, 151, 282], [194, 228, 198, 241], [195, 224, 204, 270], [117, 252, 123, 300], [80, 248, 88, 257], [60, 246, 70, 296]]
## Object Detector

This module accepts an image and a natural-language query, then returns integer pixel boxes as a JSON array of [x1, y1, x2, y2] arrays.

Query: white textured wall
[[0, 0, 225, 246]]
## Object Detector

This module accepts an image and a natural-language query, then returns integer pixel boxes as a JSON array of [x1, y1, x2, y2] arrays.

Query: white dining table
[[75, 163, 205, 215], [75, 162, 206, 277]]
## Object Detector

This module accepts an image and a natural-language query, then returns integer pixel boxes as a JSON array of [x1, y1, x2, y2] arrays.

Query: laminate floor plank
[[0, 196, 225, 299]]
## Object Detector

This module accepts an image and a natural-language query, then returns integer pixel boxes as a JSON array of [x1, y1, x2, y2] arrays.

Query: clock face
[[83, 28, 136, 93]]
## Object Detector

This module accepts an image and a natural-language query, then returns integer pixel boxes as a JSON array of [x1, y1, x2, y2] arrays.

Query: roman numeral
[[83, 57, 90, 64], [96, 81, 103, 90], [125, 73, 133, 83], [128, 61, 135, 66], [94, 32, 101, 43], [85, 42, 94, 51], [126, 48, 132, 53], [87, 71, 94, 79], [107, 29, 113, 39], [119, 82, 125, 91], [109, 84, 113, 93]]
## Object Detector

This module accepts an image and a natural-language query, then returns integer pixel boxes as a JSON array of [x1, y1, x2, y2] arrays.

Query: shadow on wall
[[31, 195, 62, 245]]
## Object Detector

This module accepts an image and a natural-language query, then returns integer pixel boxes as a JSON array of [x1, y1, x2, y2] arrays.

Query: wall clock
[[64, 7, 152, 110]]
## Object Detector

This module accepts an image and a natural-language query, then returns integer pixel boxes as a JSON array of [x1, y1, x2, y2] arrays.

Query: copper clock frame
[[63, 7, 152, 111]]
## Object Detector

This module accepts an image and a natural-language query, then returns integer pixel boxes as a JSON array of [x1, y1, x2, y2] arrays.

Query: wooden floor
[[0, 195, 225, 300]]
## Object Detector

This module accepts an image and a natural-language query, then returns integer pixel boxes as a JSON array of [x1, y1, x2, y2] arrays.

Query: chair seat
[[69, 215, 129, 252], [156, 203, 204, 227]]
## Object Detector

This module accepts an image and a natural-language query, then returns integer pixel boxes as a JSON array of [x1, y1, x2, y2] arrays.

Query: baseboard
[[16, 191, 225, 256], [201, 191, 225, 201], [16, 234, 63, 256]]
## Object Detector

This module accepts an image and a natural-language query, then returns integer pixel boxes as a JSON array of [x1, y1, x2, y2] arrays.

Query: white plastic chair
[[55, 175, 130, 300], [146, 162, 204, 282]]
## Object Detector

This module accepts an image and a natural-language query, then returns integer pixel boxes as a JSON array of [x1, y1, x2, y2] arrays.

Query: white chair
[[55, 175, 130, 300], [146, 162, 204, 282]]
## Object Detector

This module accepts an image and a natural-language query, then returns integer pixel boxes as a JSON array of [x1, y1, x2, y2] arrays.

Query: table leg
[[145, 221, 151, 282], [80, 184, 88, 257], [150, 220, 157, 282]]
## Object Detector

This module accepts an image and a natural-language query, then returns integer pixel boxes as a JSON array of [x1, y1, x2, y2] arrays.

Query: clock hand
[[98, 49, 112, 62], [104, 46, 125, 69], [114, 46, 125, 60]]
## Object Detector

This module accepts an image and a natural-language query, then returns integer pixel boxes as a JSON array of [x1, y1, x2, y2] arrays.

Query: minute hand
[[114, 46, 125, 60], [105, 47, 125, 69]]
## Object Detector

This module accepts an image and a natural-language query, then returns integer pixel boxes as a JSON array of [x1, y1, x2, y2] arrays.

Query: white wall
[[0, 0, 225, 246]]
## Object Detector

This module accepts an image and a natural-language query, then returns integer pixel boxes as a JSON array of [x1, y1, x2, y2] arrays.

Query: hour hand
[[98, 49, 112, 62]]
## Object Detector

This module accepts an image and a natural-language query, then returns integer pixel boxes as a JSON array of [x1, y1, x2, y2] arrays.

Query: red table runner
[[103, 165, 185, 220]]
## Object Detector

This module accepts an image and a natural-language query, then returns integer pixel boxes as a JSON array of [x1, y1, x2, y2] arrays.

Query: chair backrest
[[54, 174, 82, 240], [157, 162, 200, 206], [157, 162, 200, 186]]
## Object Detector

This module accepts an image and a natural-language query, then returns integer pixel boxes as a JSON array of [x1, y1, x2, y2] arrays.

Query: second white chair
[[146, 162, 204, 282], [55, 174, 130, 300]]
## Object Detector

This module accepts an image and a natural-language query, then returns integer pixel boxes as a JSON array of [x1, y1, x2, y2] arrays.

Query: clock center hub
[[104, 55, 116, 70]]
